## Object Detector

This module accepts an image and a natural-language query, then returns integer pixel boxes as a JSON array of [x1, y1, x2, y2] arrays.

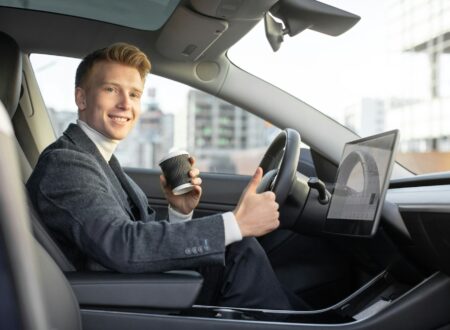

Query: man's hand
[[160, 156, 202, 215], [233, 167, 280, 237]]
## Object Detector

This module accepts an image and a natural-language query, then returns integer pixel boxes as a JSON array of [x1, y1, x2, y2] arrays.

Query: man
[[27, 43, 292, 310]]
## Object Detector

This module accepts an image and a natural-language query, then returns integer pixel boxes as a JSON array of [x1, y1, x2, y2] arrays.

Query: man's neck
[[77, 119, 119, 161]]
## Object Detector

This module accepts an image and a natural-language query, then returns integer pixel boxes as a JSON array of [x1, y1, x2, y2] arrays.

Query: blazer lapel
[[109, 155, 144, 220], [63, 124, 136, 219]]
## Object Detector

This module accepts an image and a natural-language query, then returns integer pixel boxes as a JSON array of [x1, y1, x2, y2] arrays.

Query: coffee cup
[[158, 150, 194, 195]]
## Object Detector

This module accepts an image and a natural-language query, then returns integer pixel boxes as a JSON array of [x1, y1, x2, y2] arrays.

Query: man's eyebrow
[[101, 81, 143, 93], [131, 87, 144, 94]]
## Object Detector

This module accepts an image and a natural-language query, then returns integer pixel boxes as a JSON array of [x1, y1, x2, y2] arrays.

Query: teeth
[[110, 116, 128, 123]]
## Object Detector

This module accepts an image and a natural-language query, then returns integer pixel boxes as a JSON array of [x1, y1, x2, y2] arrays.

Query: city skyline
[[48, 86, 276, 174]]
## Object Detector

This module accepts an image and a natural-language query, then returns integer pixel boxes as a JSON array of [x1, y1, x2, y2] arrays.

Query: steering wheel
[[257, 128, 301, 206]]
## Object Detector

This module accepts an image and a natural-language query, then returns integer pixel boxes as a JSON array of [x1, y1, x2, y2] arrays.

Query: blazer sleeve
[[32, 149, 226, 273]]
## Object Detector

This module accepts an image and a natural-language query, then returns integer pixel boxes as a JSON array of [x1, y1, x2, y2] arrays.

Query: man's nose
[[118, 91, 132, 109]]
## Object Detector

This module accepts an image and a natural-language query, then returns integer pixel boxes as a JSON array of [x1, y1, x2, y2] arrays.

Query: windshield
[[229, 0, 450, 175]]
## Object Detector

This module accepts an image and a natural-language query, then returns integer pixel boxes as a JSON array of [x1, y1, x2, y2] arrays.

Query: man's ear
[[75, 87, 87, 111]]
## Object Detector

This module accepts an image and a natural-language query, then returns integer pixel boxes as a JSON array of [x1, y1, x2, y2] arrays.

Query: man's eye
[[130, 92, 141, 99], [105, 87, 115, 92]]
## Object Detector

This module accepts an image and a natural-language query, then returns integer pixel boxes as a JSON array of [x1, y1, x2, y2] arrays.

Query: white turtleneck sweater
[[77, 120, 242, 246]]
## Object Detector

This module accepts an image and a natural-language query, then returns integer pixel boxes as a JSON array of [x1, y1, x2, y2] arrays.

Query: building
[[344, 98, 386, 137], [186, 90, 274, 173], [386, 0, 450, 151], [384, 0, 450, 172], [342, 1, 450, 173]]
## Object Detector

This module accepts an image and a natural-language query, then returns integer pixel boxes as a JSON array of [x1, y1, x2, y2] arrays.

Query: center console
[[78, 270, 450, 329], [180, 270, 411, 323]]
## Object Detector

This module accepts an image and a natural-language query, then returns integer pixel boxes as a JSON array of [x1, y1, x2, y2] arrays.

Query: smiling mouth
[[108, 115, 130, 123]]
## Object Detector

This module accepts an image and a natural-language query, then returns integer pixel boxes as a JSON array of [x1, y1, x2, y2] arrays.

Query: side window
[[30, 54, 281, 175]]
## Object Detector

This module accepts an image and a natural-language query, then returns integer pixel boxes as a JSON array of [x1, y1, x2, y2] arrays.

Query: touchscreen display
[[325, 130, 399, 236]]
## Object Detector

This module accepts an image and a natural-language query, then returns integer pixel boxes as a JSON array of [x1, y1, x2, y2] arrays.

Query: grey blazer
[[27, 124, 225, 273]]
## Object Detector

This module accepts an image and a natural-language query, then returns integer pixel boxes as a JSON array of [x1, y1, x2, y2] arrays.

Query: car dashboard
[[386, 174, 450, 277]]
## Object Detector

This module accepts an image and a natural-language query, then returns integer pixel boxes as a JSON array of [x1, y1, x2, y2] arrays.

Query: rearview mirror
[[265, 0, 360, 51], [264, 13, 285, 52]]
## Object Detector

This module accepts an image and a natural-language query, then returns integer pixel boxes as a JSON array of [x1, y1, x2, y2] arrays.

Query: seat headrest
[[0, 31, 22, 117]]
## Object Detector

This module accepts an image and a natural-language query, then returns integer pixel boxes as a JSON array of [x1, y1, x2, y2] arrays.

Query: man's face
[[76, 61, 144, 140]]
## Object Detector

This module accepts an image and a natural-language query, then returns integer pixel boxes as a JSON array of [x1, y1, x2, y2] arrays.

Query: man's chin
[[103, 125, 132, 140], [105, 130, 129, 141]]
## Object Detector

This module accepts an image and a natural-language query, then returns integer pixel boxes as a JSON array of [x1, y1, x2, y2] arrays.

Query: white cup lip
[[172, 183, 195, 195], [158, 150, 190, 165]]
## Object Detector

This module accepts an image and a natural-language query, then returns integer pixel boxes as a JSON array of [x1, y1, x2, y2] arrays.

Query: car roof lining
[[0, 5, 255, 88], [0, 0, 181, 31], [0, 2, 267, 60], [0, 4, 261, 98]]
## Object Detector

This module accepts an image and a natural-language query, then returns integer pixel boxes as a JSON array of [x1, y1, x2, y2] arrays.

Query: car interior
[[1, 0, 450, 329]]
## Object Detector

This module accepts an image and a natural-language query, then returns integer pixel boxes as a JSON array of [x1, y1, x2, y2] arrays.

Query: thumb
[[245, 167, 263, 194]]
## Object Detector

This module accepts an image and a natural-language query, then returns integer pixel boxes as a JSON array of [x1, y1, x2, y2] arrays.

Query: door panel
[[126, 168, 248, 219]]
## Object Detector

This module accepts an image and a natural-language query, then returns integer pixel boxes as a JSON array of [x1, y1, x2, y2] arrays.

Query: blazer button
[[203, 239, 210, 251], [185, 248, 192, 255]]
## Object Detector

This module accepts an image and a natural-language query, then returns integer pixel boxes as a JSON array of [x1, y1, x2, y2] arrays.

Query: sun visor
[[156, 6, 228, 62], [190, 0, 277, 20]]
